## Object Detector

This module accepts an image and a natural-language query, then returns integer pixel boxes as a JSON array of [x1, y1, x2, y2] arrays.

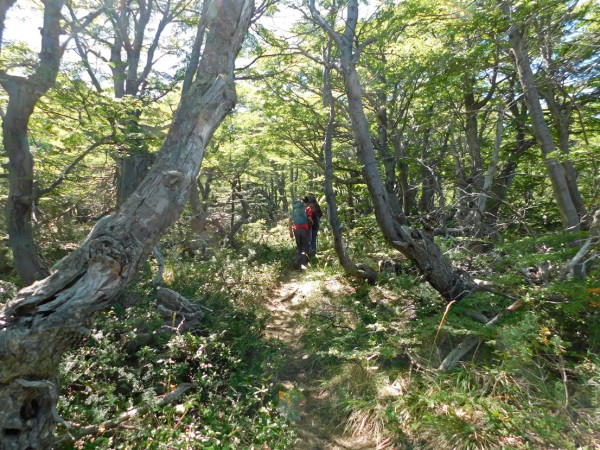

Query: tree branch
[[35, 137, 113, 200]]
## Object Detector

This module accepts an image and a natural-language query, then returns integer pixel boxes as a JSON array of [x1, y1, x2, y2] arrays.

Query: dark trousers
[[309, 219, 319, 256], [293, 227, 310, 267]]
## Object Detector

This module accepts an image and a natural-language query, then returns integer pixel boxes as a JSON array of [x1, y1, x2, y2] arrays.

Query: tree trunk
[[463, 76, 485, 192], [418, 110, 435, 214], [277, 168, 289, 212], [0, 1, 253, 447], [309, 0, 473, 301], [114, 152, 154, 207], [374, 91, 403, 217], [0, 0, 65, 285], [227, 177, 250, 245], [543, 90, 588, 223], [182, 0, 209, 97], [393, 133, 415, 217], [485, 94, 534, 222], [476, 109, 503, 227], [537, 14, 588, 225], [460, 69, 497, 232], [501, 2, 580, 231], [289, 164, 298, 202], [189, 172, 212, 235], [0, 0, 17, 55], [321, 39, 370, 279], [2, 86, 49, 285]]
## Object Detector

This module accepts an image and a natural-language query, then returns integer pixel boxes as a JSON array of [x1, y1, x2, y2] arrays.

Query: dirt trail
[[266, 272, 377, 450]]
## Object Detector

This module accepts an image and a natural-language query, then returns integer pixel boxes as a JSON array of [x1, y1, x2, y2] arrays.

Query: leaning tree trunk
[[543, 90, 588, 223], [321, 40, 375, 281], [0, 1, 253, 447], [500, 2, 580, 232], [309, 0, 474, 301], [0, 0, 65, 285]]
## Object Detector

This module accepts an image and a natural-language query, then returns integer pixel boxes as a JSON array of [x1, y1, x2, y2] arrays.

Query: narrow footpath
[[265, 272, 377, 450]]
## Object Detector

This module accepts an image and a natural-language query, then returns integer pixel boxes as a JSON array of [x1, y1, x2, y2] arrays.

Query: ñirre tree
[[0, 0, 254, 447], [69, 0, 195, 206], [0, 0, 64, 285], [308, 0, 474, 301], [499, 0, 583, 232], [1, 0, 103, 285]]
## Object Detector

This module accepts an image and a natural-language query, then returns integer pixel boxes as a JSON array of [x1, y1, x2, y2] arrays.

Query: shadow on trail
[[266, 269, 377, 450]]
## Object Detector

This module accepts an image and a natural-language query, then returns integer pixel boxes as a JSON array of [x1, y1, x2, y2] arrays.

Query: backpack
[[290, 200, 308, 225]]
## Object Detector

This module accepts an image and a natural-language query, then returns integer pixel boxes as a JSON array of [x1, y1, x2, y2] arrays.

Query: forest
[[0, 0, 598, 448]]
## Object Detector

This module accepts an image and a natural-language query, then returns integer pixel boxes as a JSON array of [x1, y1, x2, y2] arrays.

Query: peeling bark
[[0, 0, 254, 446]]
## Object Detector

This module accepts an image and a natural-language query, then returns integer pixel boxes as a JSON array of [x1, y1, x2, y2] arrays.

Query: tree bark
[[463, 75, 485, 192], [289, 164, 298, 202], [189, 172, 212, 235], [393, 133, 415, 217], [536, 12, 588, 224], [182, 0, 209, 97], [227, 177, 250, 245], [0, 0, 65, 285], [276, 168, 289, 212], [500, 1, 580, 232], [460, 64, 497, 232], [0, 0, 254, 447], [374, 90, 403, 217], [418, 108, 435, 214], [543, 89, 588, 223], [321, 38, 371, 279], [476, 109, 503, 224], [485, 92, 534, 222], [114, 152, 154, 207]]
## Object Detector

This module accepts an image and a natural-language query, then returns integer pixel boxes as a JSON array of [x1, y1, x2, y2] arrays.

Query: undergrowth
[[294, 229, 600, 449], [56, 228, 298, 449], [9, 220, 600, 449]]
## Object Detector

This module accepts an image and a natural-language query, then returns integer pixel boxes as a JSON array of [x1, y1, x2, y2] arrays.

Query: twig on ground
[[439, 298, 525, 371], [279, 289, 298, 303]]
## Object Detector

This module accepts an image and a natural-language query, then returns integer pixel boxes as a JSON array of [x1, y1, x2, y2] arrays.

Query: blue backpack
[[290, 200, 308, 225]]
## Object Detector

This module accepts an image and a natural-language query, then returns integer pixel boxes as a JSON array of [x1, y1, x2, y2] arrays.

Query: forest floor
[[266, 268, 378, 450]]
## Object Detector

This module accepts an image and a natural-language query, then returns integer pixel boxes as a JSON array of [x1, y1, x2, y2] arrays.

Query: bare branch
[[35, 137, 114, 200]]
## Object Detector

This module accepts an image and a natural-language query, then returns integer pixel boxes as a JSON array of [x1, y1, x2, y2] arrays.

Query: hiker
[[289, 199, 314, 268], [303, 193, 323, 257]]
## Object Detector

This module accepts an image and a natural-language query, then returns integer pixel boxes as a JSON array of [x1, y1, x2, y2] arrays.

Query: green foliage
[[56, 241, 296, 448], [0, 0, 598, 447], [287, 225, 600, 448]]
